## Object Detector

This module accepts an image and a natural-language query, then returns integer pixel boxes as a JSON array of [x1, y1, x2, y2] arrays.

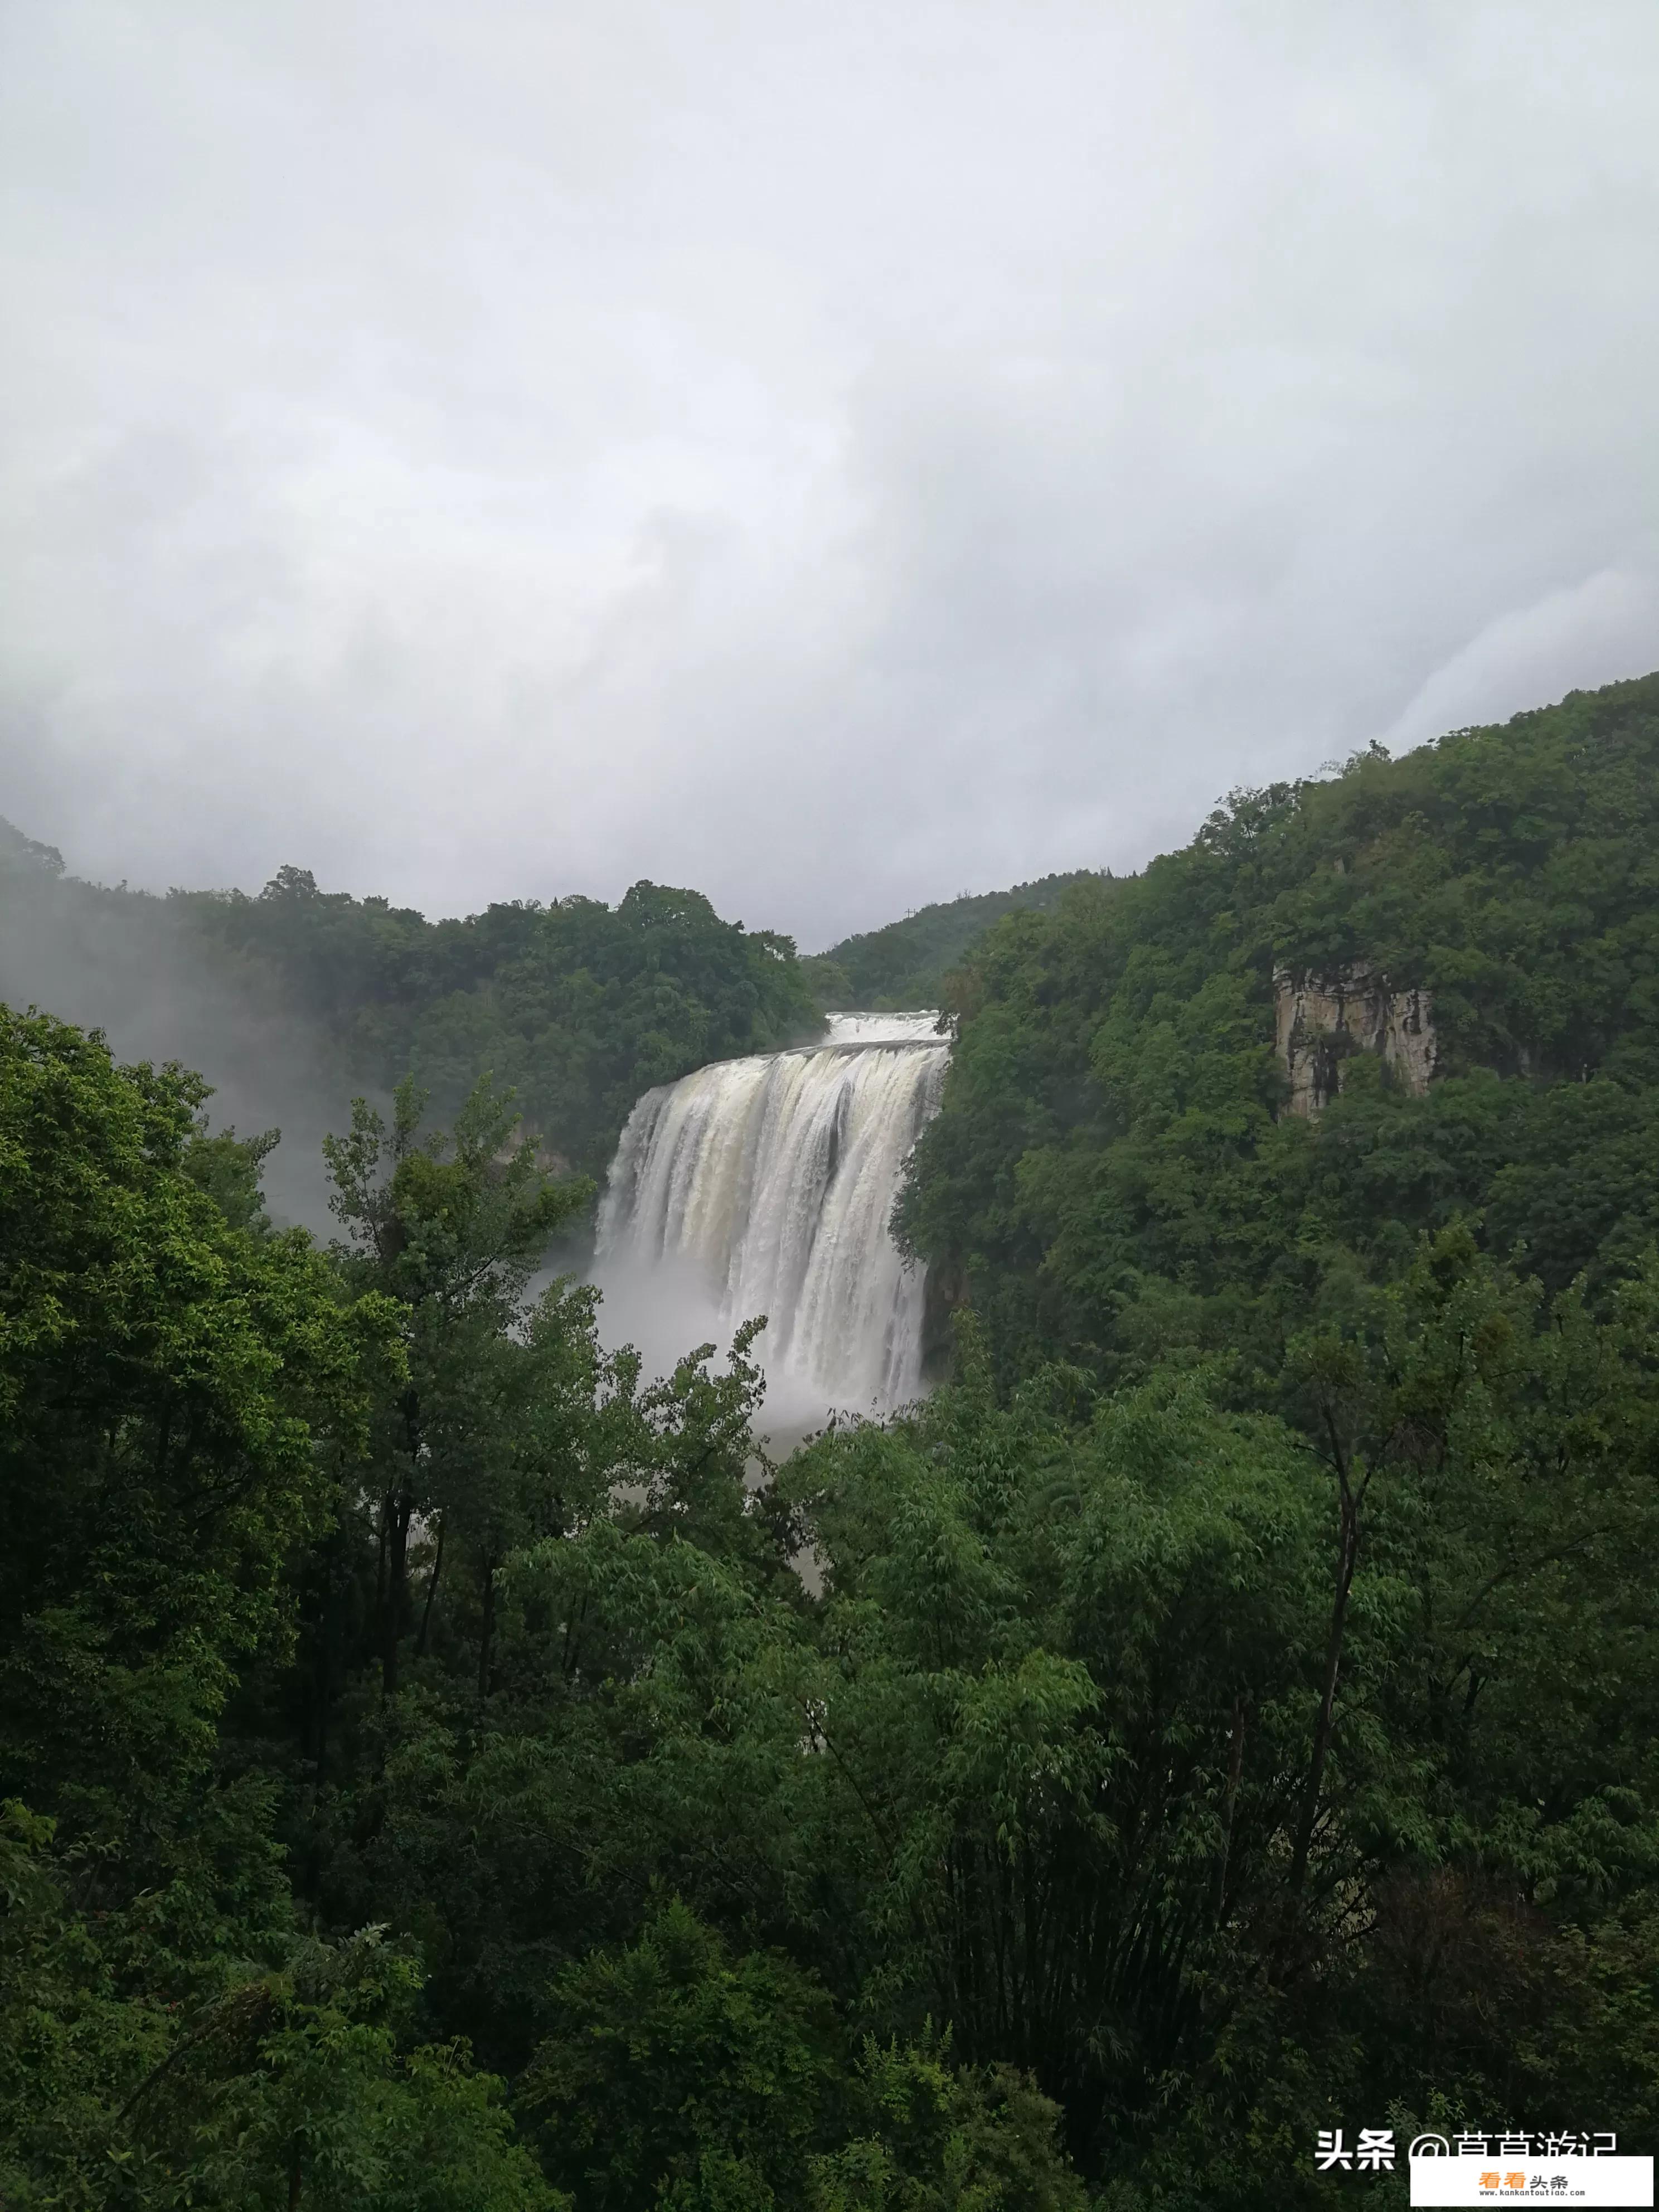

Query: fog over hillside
[[0, 824, 355, 1231]]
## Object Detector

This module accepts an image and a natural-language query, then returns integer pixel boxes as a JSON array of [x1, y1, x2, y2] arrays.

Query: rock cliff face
[[1274, 966, 1435, 1116]]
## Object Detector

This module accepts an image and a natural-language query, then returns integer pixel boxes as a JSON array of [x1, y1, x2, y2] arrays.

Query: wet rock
[[1274, 965, 1434, 1115]]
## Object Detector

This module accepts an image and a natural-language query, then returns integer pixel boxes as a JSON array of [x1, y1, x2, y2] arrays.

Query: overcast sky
[[2, 2, 1656, 948]]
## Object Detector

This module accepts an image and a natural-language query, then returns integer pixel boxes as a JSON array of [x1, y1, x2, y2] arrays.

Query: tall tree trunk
[[374, 1495, 389, 1619], [1215, 1694, 1247, 1917], [1289, 1483, 1359, 1896], [312, 1529, 343, 1789], [415, 1514, 445, 1658], [478, 1554, 496, 1702], [382, 1491, 412, 1701]]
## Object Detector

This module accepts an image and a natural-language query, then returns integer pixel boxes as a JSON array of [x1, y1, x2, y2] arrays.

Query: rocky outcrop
[[1274, 966, 1435, 1117]]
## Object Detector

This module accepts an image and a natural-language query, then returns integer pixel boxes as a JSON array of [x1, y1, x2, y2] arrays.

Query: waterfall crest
[[597, 1013, 949, 1414]]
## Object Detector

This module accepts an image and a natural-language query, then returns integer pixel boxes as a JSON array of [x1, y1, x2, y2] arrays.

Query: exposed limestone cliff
[[1274, 966, 1435, 1116]]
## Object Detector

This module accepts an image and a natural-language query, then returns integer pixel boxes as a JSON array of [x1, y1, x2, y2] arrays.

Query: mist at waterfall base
[[590, 1013, 949, 1443]]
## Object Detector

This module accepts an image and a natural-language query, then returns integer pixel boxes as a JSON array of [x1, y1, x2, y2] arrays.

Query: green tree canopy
[[900, 671, 1659, 1390]]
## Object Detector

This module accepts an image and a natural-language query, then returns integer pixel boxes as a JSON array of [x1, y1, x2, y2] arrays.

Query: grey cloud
[[1, 0, 1656, 948]]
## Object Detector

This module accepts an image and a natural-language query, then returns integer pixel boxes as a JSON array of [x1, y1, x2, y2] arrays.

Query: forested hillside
[[177, 867, 821, 1175], [809, 871, 1100, 1008], [6, 673, 1659, 2209], [903, 670, 1659, 1386], [874, 670, 1659, 2184], [0, 830, 821, 1186]]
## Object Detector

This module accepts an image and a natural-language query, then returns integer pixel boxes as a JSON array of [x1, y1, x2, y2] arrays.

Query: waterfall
[[596, 1013, 950, 1415]]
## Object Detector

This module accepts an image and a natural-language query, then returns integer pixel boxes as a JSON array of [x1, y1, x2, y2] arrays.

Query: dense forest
[[0, 832, 822, 1189], [0, 821, 1094, 1197], [177, 871, 823, 1178], [6, 671, 1659, 2206], [901, 670, 1659, 1380]]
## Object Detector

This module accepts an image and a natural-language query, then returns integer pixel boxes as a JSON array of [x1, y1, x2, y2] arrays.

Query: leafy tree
[[321, 1075, 594, 1700], [522, 1902, 1083, 2211], [0, 1010, 549, 2209], [0, 1008, 380, 1857], [163, 1931, 560, 2212], [811, 2035, 1086, 2212], [522, 1897, 842, 2207]]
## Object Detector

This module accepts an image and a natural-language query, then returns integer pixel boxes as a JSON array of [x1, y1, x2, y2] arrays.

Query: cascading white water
[[596, 1012, 950, 1415]]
